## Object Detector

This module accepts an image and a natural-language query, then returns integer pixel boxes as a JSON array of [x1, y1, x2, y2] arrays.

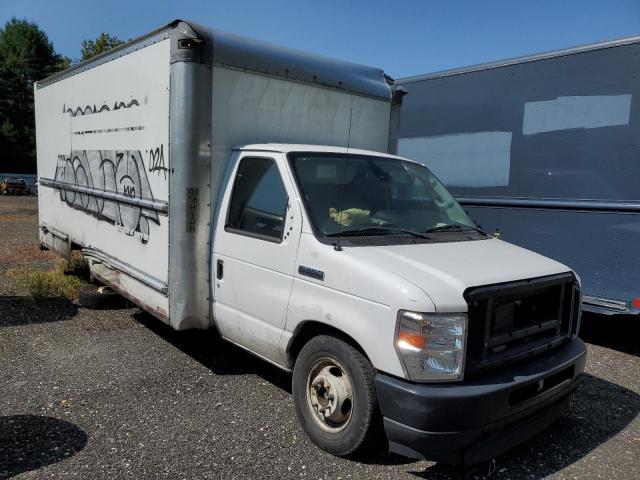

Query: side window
[[227, 157, 288, 241]]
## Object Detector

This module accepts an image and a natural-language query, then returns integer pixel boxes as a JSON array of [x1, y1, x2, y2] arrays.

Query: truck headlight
[[394, 310, 467, 381]]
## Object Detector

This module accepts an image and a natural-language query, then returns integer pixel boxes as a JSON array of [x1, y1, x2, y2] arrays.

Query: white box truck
[[35, 20, 586, 464]]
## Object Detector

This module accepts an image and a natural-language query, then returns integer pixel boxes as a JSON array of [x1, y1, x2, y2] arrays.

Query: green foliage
[[63, 251, 90, 280], [0, 18, 68, 173], [9, 260, 85, 300], [81, 33, 125, 61]]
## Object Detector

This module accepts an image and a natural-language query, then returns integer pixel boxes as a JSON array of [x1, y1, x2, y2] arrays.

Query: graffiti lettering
[[62, 99, 140, 117], [122, 184, 136, 198], [52, 150, 160, 243], [147, 145, 168, 179]]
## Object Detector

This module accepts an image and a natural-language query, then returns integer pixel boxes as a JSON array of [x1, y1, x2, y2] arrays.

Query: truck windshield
[[288, 153, 478, 238]]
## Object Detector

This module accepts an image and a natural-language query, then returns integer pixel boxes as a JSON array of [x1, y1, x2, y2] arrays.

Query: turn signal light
[[397, 331, 426, 350], [632, 298, 640, 309]]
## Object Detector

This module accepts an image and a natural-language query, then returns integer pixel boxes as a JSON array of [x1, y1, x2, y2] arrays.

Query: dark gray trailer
[[396, 35, 640, 316]]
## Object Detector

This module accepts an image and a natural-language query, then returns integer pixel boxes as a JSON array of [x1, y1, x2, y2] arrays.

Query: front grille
[[464, 273, 580, 375]]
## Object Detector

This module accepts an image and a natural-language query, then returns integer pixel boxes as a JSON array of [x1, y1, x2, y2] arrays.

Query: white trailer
[[36, 20, 586, 464]]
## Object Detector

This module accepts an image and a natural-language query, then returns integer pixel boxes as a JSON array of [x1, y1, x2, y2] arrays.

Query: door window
[[226, 157, 288, 241]]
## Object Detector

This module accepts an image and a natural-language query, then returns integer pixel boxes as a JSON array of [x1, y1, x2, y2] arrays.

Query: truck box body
[[35, 20, 393, 330], [396, 36, 640, 315]]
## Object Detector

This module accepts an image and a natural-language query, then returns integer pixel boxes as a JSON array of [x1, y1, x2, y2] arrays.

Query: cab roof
[[234, 144, 414, 162]]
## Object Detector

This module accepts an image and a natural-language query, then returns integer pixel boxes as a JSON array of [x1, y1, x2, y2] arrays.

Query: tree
[[81, 33, 125, 61], [0, 18, 68, 172]]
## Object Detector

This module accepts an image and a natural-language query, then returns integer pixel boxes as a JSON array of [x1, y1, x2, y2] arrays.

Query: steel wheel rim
[[305, 357, 354, 433]]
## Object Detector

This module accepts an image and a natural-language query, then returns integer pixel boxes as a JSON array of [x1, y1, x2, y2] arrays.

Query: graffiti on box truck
[[53, 149, 161, 243], [63, 98, 140, 117], [148, 145, 168, 179]]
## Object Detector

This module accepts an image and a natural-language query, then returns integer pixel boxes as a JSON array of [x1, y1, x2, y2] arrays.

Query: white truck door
[[213, 152, 302, 361]]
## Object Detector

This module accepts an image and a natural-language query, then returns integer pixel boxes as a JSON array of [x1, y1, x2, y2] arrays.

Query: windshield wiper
[[327, 227, 431, 239], [425, 223, 487, 235]]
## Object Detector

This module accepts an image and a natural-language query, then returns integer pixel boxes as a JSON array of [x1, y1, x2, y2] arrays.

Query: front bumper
[[375, 338, 587, 464]]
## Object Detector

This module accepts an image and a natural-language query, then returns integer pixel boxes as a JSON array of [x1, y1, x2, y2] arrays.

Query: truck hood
[[343, 238, 571, 311]]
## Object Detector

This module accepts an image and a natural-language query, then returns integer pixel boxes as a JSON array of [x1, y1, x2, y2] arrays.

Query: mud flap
[[39, 225, 71, 258]]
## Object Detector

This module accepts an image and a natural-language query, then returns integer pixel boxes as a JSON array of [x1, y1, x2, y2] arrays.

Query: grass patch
[[8, 260, 85, 300], [63, 252, 89, 277]]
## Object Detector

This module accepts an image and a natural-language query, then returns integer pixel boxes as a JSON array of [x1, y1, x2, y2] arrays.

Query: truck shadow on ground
[[133, 311, 639, 477], [133, 311, 294, 393], [0, 415, 87, 479], [580, 312, 640, 356], [0, 296, 78, 328]]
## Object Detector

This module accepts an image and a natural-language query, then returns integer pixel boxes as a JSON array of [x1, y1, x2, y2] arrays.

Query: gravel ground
[[0, 196, 53, 295], [1, 196, 638, 480]]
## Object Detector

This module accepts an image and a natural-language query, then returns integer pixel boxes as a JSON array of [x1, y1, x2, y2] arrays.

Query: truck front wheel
[[292, 335, 384, 457]]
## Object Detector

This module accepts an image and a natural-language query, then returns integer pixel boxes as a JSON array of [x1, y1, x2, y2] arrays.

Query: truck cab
[[212, 144, 586, 464]]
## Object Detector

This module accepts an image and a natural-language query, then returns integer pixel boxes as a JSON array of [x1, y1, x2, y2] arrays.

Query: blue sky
[[1, 0, 639, 78]]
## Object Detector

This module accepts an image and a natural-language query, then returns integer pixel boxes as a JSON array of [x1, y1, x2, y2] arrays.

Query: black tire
[[292, 335, 384, 457], [77, 284, 126, 309]]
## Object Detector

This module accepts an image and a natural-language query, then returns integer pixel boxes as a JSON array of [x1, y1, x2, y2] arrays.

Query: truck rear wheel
[[292, 335, 384, 457]]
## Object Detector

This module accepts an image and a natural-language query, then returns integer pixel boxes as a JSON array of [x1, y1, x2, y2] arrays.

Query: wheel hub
[[307, 360, 353, 432]]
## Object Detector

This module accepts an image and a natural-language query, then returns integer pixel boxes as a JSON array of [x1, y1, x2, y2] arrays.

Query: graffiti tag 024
[[148, 145, 168, 179]]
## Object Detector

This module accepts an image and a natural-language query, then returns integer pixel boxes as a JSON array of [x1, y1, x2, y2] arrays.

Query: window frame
[[224, 156, 290, 244]]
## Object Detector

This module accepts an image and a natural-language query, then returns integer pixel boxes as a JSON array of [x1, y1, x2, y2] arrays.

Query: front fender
[[282, 278, 413, 378]]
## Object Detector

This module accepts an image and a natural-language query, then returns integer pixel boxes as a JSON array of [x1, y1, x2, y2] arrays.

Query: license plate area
[[509, 364, 575, 406]]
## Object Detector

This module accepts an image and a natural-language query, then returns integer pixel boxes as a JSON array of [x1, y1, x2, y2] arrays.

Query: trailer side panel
[[396, 39, 640, 313]]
